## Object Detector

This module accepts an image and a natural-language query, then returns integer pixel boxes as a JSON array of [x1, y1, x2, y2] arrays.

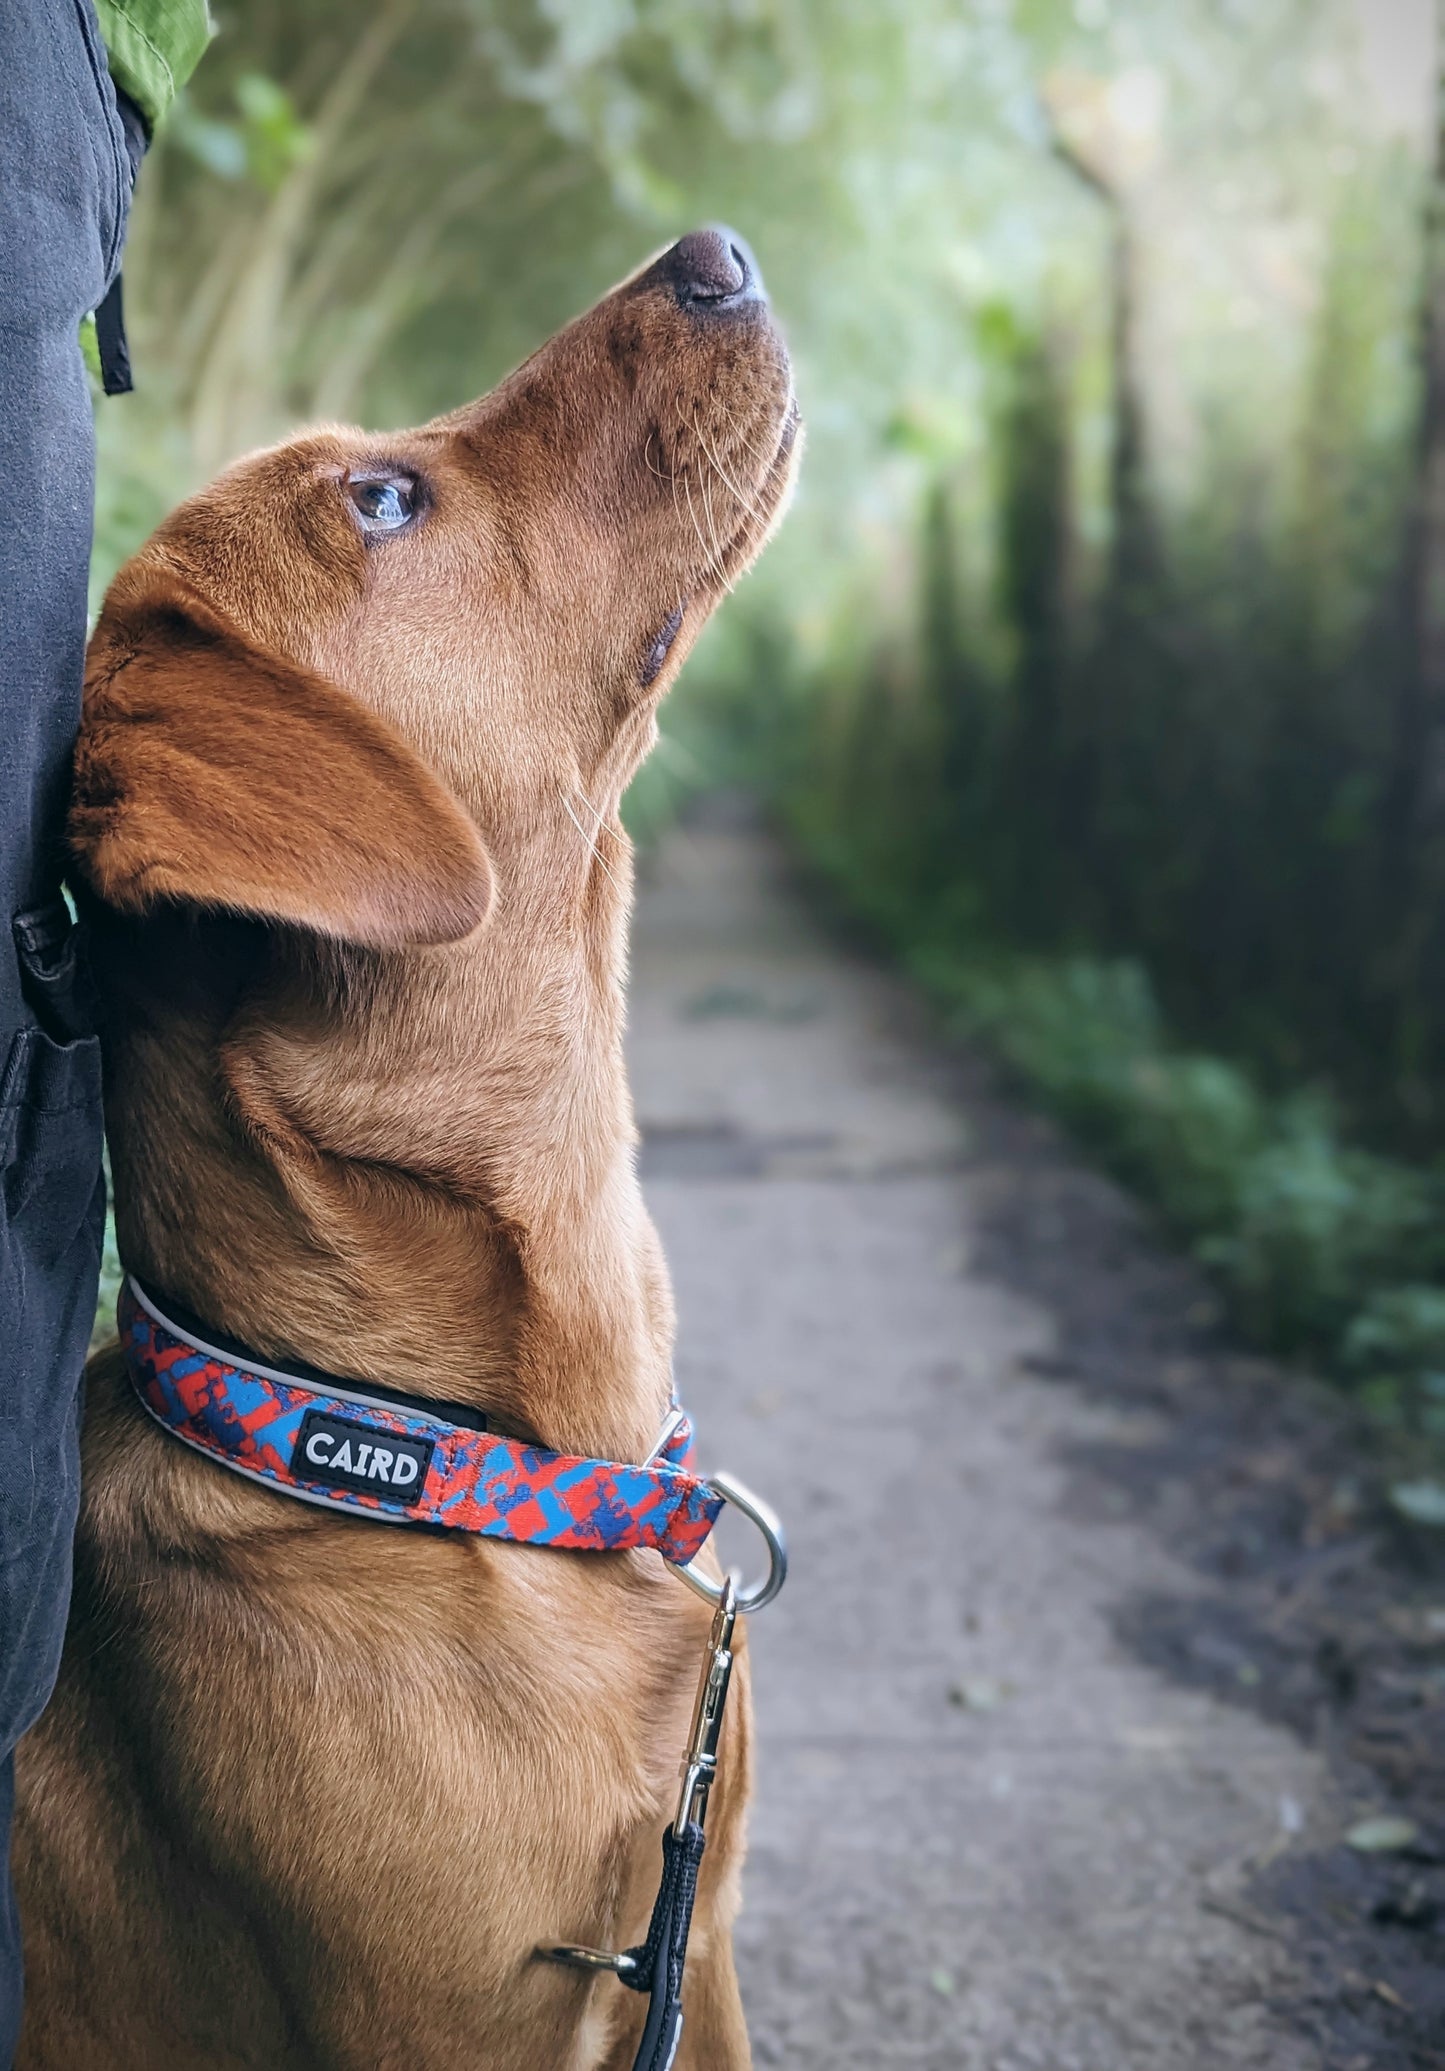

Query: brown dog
[[13, 228, 798, 2070]]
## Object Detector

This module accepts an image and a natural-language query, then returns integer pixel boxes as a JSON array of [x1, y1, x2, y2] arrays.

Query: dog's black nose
[[666, 227, 762, 309]]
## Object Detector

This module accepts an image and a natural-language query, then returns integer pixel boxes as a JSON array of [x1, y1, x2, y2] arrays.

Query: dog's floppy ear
[[70, 568, 493, 948]]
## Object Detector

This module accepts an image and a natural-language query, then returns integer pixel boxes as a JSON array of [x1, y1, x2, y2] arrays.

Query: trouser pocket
[[0, 1025, 103, 1246], [0, 917, 105, 1753]]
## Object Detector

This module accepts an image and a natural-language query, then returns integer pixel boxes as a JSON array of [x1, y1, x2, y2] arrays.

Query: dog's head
[[73, 228, 799, 949]]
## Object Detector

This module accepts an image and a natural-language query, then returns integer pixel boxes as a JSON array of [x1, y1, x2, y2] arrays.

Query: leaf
[[1344, 1816, 1420, 1854], [170, 109, 249, 181], [232, 72, 314, 192], [1389, 1481, 1445, 1528], [948, 1676, 1012, 1711]]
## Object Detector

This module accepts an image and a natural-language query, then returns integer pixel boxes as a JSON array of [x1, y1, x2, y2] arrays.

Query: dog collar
[[118, 1276, 723, 1565]]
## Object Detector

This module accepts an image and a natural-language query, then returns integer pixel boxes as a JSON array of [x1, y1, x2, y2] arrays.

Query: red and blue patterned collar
[[118, 1276, 724, 1566]]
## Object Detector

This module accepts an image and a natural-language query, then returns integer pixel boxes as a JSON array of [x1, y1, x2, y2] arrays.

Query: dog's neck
[[102, 802, 673, 1463]]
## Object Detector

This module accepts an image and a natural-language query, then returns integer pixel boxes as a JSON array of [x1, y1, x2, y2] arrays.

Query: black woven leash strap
[[617, 1820, 706, 2071]]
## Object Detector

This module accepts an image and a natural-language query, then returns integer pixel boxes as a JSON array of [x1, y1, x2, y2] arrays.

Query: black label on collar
[[293, 1409, 435, 1501]]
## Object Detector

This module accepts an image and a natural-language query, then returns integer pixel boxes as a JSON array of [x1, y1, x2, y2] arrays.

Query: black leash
[[539, 1581, 741, 2071], [617, 1821, 708, 2071]]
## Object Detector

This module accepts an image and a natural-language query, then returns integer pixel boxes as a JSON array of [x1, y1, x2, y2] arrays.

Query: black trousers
[[0, 4, 129, 2058]]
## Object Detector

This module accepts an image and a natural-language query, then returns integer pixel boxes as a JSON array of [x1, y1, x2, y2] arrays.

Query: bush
[[1201, 1114, 1438, 1352], [799, 816, 1445, 1398]]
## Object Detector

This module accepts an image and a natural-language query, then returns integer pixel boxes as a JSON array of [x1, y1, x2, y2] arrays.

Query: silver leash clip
[[674, 1577, 737, 1836]]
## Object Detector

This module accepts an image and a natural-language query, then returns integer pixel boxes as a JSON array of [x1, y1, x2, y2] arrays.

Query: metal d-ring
[[671, 1471, 787, 1614]]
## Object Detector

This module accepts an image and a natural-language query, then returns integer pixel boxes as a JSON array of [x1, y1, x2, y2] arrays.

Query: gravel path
[[628, 805, 1341, 2071]]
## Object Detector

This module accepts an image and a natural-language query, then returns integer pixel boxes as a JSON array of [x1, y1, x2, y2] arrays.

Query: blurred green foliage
[[795, 788, 1445, 1409], [92, 0, 1445, 1420]]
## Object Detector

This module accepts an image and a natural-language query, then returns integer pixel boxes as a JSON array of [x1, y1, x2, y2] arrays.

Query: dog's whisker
[[707, 406, 784, 486], [643, 430, 671, 484], [666, 456, 715, 591], [668, 462, 690, 562], [673, 459, 727, 594], [697, 466, 731, 587], [683, 472, 724, 591], [571, 788, 618, 848], [678, 469, 710, 570], [700, 468, 741, 596], [682, 474, 733, 595], [575, 789, 622, 842], [563, 790, 612, 881], [562, 790, 623, 890], [692, 410, 765, 521]]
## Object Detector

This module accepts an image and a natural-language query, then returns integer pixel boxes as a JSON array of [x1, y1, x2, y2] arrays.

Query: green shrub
[[1201, 1115, 1438, 1352], [1344, 1287, 1445, 1439], [802, 820, 1445, 1399], [1347, 1284, 1445, 1377]]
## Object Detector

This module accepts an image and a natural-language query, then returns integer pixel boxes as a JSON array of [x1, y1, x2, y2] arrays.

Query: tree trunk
[[1382, 4, 1445, 1100], [1047, 125, 1157, 616], [1404, 12, 1445, 838]]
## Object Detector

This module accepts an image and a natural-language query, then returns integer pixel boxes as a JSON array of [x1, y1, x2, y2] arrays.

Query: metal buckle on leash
[[671, 1472, 787, 1614]]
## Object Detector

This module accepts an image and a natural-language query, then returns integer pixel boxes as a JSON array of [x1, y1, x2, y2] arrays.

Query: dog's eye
[[346, 475, 416, 533]]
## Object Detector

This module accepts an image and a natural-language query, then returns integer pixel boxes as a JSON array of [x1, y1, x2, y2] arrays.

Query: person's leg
[[0, 4, 129, 2059]]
